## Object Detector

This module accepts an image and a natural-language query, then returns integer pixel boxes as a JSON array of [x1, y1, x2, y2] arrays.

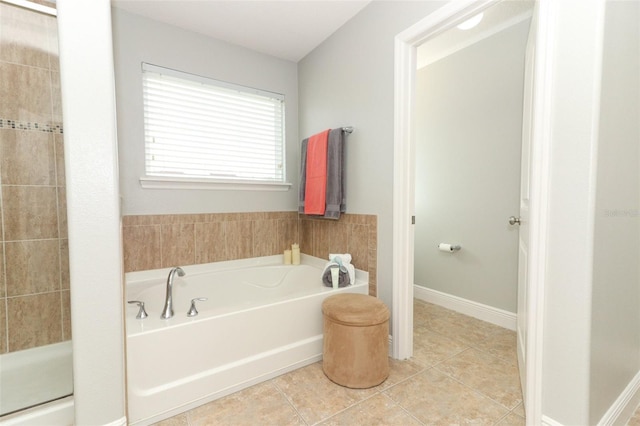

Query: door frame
[[392, 1, 554, 424]]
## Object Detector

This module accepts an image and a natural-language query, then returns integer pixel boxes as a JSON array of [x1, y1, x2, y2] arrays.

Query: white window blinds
[[142, 63, 286, 184]]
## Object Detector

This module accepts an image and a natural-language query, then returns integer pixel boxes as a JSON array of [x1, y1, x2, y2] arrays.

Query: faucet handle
[[187, 297, 208, 317], [128, 300, 148, 319]]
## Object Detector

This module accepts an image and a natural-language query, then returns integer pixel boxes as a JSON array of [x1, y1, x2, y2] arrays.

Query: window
[[140, 63, 288, 190]]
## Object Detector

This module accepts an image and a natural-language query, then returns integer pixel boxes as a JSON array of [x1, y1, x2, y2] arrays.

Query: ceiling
[[111, 0, 371, 63], [417, 0, 534, 69]]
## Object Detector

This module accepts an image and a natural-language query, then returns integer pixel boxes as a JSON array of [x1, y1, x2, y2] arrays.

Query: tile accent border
[[122, 212, 378, 296], [0, 118, 63, 134]]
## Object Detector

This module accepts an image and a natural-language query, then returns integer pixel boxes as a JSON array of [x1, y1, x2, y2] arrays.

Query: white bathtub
[[125, 254, 368, 425]]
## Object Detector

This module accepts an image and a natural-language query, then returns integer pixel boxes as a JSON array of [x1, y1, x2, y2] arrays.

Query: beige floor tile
[[152, 413, 188, 426], [628, 405, 640, 426], [187, 381, 303, 426], [376, 358, 425, 391], [427, 310, 504, 347], [474, 327, 518, 365], [496, 412, 526, 425], [412, 329, 469, 368], [384, 368, 509, 425], [435, 348, 522, 410], [273, 362, 377, 425], [511, 402, 525, 418], [319, 393, 422, 426]]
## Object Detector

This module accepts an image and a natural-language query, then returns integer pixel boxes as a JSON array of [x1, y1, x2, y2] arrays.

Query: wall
[[298, 0, 443, 310], [413, 20, 529, 313], [0, 2, 70, 354], [589, 0, 640, 422], [111, 8, 299, 216]]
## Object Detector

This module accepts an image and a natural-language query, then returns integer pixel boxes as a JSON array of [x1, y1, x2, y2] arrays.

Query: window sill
[[139, 176, 292, 191]]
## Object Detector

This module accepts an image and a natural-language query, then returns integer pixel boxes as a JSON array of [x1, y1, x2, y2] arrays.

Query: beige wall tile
[[7, 292, 62, 351], [50, 70, 62, 123], [277, 218, 298, 253], [0, 243, 4, 298], [123, 225, 161, 272], [225, 221, 253, 260], [57, 186, 67, 238], [253, 219, 278, 257], [161, 223, 195, 267], [5, 239, 60, 296], [195, 222, 226, 264], [59, 239, 69, 290], [0, 3, 51, 69], [0, 129, 56, 185], [0, 62, 52, 123], [61, 289, 71, 340], [327, 222, 349, 256], [299, 219, 313, 255], [348, 224, 369, 271], [0, 299, 6, 354], [313, 221, 331, 259], [2, 185, 58, 240], [54, 134, 65, 186]]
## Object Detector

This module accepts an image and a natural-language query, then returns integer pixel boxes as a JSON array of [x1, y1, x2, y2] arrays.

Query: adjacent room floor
[[153, 299, 525, 425]]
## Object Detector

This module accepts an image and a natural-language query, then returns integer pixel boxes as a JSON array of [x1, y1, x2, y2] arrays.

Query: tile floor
[[153, 299, 524, 425]]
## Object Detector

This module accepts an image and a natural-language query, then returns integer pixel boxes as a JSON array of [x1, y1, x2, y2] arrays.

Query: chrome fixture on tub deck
[[161, 266, 185, 319]]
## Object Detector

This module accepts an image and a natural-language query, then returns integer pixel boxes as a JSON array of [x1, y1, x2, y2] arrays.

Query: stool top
[[322, 293, 390, 326]]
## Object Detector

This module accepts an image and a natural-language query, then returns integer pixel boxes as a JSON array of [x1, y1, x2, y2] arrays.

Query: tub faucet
[[161, 266, 185, 319]]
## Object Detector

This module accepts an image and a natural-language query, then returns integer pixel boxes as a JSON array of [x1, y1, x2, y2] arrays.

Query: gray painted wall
[[413, 20, 530, 313], [590, 1, 640, 422], [111, 8, 299, 215], [298, 0, 443, 311]]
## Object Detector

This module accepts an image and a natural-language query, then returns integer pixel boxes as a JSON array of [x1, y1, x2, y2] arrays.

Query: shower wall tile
[[0, 62, 53, 123], [0, 299, 6, 354], [7, 292, 62, 351], [59, 239, 70, 290], [54, 134, 65, 186], [123, 225, 161, 272], [225, 220, 253, 260], [5, 239, 60, 296], [2, 185, 59, 240], [195, 222, 226, 264], [0, 243, 4, 298], [161, 223, 195, 268], [0, 3, 51, 69], [0, 129, 56, 185], [0, 0, 68, 355], [61, 290, 71, 340]]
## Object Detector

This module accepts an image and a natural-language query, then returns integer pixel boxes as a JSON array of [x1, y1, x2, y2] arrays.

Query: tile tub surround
[[150, 300, 524, 426], [0, 2, 69, 355], [122, 212, 378, 295]]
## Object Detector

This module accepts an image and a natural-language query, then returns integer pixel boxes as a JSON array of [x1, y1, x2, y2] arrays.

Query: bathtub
[[125, 254, 368, 425]]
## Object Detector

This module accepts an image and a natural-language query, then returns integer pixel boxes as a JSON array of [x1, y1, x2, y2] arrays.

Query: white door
[[516, 5, 538, 401]]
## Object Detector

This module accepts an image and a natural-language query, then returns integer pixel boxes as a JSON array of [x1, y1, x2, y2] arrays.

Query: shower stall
[[0, 0, 73, 418]]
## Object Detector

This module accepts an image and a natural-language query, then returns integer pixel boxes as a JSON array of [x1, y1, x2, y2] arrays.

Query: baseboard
[[597, 369, 640, 426], [413, 285, 516, 331], [542, 415, 564, 426]]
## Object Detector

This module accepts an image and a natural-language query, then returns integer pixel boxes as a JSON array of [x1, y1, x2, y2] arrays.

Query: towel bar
[[342, 127, 353, 134]]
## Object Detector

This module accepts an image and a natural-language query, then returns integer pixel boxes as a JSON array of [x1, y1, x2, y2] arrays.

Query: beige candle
[[283, 249, 292, 265], [291, 243, 300, 265]]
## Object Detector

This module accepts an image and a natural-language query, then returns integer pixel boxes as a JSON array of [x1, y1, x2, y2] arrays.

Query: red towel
[[304, 129, 330, 215]]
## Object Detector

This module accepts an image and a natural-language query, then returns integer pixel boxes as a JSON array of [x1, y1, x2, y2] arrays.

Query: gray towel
[[298, 138, 308, 214], [323, 128, 345, 219], [322, 267, 350, 288]]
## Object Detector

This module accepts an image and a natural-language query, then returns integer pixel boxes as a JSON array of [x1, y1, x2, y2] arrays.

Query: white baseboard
[[597, 369, 640, 426], [413, 285, 516, 331], [542, 415, 564, 426]]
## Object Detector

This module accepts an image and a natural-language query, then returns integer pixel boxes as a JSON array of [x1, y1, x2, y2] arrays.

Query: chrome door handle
[[508, 216, 521, 226]]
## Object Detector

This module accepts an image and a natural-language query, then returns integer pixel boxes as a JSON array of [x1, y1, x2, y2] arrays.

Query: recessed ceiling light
[[457, 12, 484, 30]]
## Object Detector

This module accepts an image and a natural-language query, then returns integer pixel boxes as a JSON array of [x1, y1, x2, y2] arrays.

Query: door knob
[[508, 216, 521, 226]]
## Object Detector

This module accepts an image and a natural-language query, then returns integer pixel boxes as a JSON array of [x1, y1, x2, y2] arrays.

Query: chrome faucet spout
[[161, 266, 185, 319]]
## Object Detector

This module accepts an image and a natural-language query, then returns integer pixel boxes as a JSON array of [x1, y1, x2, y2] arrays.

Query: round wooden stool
[[321, 293, 390, 388]]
